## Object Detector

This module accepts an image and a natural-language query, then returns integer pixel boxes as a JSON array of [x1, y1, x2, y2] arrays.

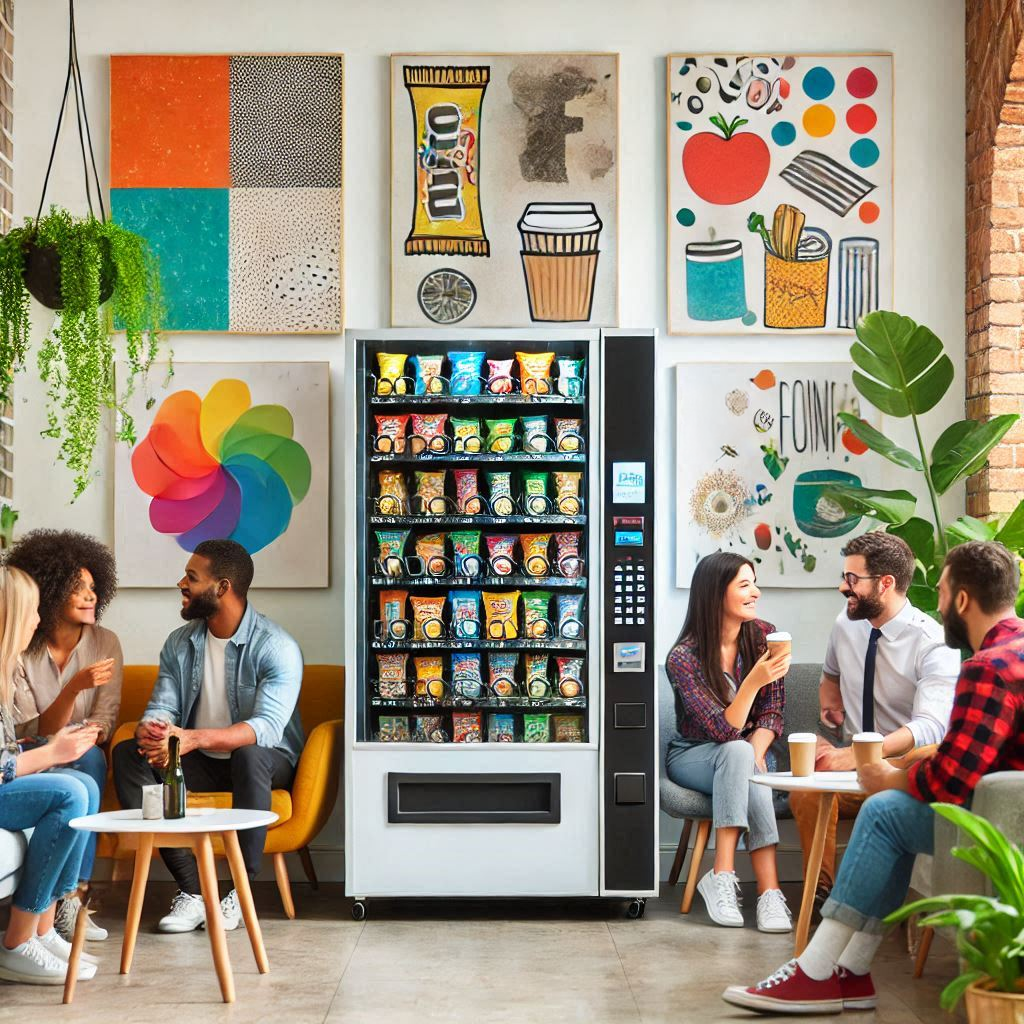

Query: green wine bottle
[[162, 734, 186, 819]]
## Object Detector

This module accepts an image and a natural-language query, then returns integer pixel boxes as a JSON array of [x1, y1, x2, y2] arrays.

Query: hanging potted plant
[[0, 0, 165, 500]]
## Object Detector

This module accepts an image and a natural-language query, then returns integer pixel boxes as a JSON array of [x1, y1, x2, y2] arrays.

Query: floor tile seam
[[604, 921, 645, 1023], [322, 915, 367, 1018]]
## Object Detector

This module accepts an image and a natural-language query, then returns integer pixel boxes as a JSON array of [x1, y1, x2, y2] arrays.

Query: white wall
[[13, 0, 966, 878]]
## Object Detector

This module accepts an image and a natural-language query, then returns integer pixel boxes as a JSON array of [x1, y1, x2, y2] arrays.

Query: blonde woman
[[0, 567, 102, 985]]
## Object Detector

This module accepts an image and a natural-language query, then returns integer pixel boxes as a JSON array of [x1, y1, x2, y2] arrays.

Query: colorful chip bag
[[554, 417, 583, 453], [414, 532, 448, 576], [520, 534, 552, 577], [486, 534, 517, 576], [483, 590, 520, 639], [376, 352, 408, 395], [521, 415, 550, 453], [451, 650, 484, 698], [379, 589, 408, 639], [557, 593, 585, 639], [409, 412, 449, 454], [448, 351, 486, 395], [554, 472, 583, 515], [523, 714, 551, 743], [556, 656, 585, 698], [524, 653, 551, 698], [411, 594, 446, 640], [486, 357, 514, 394], [451, 531, 483, 577], [516, 351, 555, 395], [486, 472, 515, 516], [553, 714, 585, 743], [488, 652, 519, 698], [450, 590, 482, 639], [452, 711, 483, 743], [554, 532, 583, 577], [488, 714, 516, 743], [415, 470, 448, 515], [411, 354, 445, 395], [376, 652, 409, 698], [378, 715, 410, 742], [376, 530, 410, 576], [414, 715, 447, 743], [522, 590, 553, 638], [521, 471, 550, 516], [374, 413, 410, 454], [377, 470, 408, 515], [485, 418, 516, 454], [451, 416, 483, 453], [453, 468, 483, 514], [556, 356, 585, 398], [414, 655, 445, 699]]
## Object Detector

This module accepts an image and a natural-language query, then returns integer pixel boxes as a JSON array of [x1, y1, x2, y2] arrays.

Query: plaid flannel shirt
[[908, 617, 1024, 805], [666, 618, 785, 743]]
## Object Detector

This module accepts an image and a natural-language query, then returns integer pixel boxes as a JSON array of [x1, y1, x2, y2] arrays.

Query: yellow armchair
[[101, 664, 344, 918]]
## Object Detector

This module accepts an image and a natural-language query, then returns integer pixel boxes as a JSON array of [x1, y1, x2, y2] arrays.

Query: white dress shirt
[[822, 598, 959, 747]]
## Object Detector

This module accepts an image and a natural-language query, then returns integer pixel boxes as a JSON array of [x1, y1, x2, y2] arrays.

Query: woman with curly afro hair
[[5, 529, 123, 943]]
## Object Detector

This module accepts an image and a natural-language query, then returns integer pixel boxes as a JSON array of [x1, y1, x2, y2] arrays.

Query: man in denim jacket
[[113, 539, 304, 934]]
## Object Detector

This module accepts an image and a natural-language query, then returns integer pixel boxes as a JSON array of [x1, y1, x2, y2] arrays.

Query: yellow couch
[[100, 664, 344, 918]]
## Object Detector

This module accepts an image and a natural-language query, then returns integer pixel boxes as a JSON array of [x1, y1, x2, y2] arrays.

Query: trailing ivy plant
[[0, 206, 165, 499]]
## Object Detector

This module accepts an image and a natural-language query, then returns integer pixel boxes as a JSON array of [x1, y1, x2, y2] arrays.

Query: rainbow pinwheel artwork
[[116, 362, 329, 588]]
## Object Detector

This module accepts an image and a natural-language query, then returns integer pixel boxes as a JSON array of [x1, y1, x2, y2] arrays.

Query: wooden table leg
[[121, 833, 154, 975], [195, 833, 235, 1004], [223, 830, 269, 974], [795, 793, 835, 956], [62, 889, 91, 1004]]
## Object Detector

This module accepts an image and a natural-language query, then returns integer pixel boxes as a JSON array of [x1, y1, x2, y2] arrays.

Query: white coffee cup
[[852, 731, 884, 768], [141, 783, 163, 820], [788, 732, 817, 777], [765, 631, 792, 658]]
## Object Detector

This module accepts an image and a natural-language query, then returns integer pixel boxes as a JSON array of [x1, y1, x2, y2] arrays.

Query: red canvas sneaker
[[837, 966, 877, 1010], [722, 959, 843, 1015]]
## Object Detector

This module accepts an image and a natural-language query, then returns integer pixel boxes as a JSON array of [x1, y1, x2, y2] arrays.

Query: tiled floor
[[1, 881, 957, 1022]]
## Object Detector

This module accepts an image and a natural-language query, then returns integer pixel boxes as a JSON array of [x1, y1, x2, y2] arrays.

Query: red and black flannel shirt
[[666, 618, 785, 743], [908, 617, 1024, 805]]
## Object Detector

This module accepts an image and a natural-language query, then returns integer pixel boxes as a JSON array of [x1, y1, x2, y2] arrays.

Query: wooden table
[[752, 771, 864, 956], [69, 807, 278, 1003]]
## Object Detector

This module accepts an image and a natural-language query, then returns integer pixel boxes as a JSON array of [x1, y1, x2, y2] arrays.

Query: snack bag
[[553, 714, 585, 743], [554, 417, 583, 453], [411, 354, 445, 395], [516, 351, 555, 394], [451, 416, 483, 453], [520, 533, 552, 577], [450, 531, 483, 576], [414, 532, 448, 576], [374, 413, 410, 454], [524, 653, 550, 698], [409, 412, 449, 454], [521, 471, 550, 516], [452, 711, 483, 743], [556, 656, 585, 698], [448, 351, 486, 395], [450, 590, 482, 639], [486, 472, 515, 516], [414, 655, 445, 699], [554, 471, 583, 515], [556, 356, 585, 398], [377, 470, 408, 515], [376, 652, 409, 698], [557, 593, 585, 639], [483, 590, 520, 639], [376, 530, 410, 576], [485, 418, 516, 454], [488, 714, 516, 743], [453, 468, 482, 514], [521, 590, 553, 638], [451, 650, 484, 698], [523, 714, 551, 743], [488, 652, 519, 697], [486, 357, 514, 394], [521, 415, 550, 453], [485, 534, 517, 576], [554, 532, 583, 577], [379, 716, 410, 742], [379, 589, 409, 639], [415, 470, 447, 515], [411, 594, 446, 640], [376, 352, 408, 395], [414, 715, 446, 743]]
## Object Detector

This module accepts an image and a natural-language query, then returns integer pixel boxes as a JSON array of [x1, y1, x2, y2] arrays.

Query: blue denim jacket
[[142, 603, 305, 765]]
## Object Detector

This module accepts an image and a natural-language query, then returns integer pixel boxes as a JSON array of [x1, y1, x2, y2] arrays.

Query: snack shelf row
[[371, 638, 587, 652], [369, 452, 586, 464], [370, 514, 586, 527], [369, 393, 584, 407], [370, 697, 587, 710], [368, 574, 587, 588]]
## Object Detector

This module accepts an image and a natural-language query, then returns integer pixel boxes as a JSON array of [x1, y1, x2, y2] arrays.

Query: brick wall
[[966, 0, 1024, 517]]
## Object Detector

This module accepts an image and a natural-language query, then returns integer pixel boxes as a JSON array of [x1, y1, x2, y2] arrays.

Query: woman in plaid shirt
[[667, 552, 793, 932]]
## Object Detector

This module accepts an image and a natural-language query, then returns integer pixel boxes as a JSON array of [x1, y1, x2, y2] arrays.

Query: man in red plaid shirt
[[724, 541, 1024, 1015]]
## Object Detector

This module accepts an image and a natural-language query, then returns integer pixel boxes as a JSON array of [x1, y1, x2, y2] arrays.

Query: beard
[[843, 588, 885, 621], [181, 584, 219, 621], [942, 603, 971, 652]]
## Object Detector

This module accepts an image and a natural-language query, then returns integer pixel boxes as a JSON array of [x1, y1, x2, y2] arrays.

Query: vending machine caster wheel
[[626, 898, 646, 919], [352, 900, 367, 921]]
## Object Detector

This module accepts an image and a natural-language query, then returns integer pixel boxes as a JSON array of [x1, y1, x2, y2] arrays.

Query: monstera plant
[[824, 310, 1024, 617]]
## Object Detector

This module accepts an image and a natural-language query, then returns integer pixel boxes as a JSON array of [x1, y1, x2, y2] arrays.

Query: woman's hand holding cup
[[746, 635, 792, 689]]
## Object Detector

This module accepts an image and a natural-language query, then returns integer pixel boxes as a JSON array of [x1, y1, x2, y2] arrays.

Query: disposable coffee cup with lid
[[788, 731, 817, 777], [765, 631, 792, 656]]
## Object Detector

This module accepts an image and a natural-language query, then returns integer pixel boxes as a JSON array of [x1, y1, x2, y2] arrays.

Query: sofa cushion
[[0, 828, 29, 900]]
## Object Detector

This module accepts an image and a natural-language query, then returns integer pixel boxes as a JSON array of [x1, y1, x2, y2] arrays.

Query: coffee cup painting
[[667, 54, 892, 334]]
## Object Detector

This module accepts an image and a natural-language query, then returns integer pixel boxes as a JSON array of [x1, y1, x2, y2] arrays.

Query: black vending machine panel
[[602, 332, 656, 894]]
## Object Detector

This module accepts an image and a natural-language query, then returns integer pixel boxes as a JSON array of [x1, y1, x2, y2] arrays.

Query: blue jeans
[[49, 744, 106, 881], [822, 789, 935, 934], [0, 769, 100, 914], [666, 737, 779, 850]]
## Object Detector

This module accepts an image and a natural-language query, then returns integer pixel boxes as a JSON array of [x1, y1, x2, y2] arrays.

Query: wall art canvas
[[115, 362, 330, 588], [390, 53, 618, 327], [675, 362, 889, 588], [110, 54, 343, 333], [667, 54, 892, 335]]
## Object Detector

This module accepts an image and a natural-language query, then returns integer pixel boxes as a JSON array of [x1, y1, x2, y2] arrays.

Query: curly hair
[[4, 529, 118, 655]]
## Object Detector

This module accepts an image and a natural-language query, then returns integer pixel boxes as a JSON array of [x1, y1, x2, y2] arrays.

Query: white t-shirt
[[194, 632, 232, 759], [822, 598, 959, 747]]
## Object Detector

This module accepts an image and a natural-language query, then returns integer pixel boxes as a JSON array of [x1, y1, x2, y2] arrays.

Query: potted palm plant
[[885, 805, 1024, 1022]]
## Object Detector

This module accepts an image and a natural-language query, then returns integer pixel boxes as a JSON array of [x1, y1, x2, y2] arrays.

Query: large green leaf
[[996, 500, 1024, 552], [850, 310, 955, 417], [821, 484, 917, 525], [836, 412, 923, 470], [888, 516, 936, 567], [947, 516, 1000, 547], [930, 415, 1019, 495]]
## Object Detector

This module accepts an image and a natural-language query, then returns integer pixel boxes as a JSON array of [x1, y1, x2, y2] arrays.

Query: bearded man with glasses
[[788, 532, 959, 914]]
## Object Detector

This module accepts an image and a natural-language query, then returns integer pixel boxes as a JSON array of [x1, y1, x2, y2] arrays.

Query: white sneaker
[[756, 888, 793, 933], [37, 928, 99, 967], [0, 936, 77, 985], [697, 869, 744, 927], [157, 891, 206, 933], [220, 890, 241, 931], [55, 894, 109, 942]]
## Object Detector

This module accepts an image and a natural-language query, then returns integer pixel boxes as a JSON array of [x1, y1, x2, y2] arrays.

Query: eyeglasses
[[841, 572, 882, 588]]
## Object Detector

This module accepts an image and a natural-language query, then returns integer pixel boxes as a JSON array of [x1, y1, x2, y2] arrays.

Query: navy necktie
[[862, 627, 883, 733]]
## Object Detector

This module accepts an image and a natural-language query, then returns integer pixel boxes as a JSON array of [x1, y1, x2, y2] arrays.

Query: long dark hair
[[673, 552, 765, 706]]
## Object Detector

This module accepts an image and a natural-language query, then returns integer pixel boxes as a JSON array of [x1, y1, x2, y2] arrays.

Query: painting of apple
[[683, 114, 771, 205]]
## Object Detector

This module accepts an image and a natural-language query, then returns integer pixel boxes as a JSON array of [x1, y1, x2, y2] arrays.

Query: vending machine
[[344, 328, 657, 917]]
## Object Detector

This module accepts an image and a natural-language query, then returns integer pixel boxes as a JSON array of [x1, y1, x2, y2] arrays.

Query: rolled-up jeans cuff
[[821, 896, 885, 935], [747, 830, 779, 852]]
